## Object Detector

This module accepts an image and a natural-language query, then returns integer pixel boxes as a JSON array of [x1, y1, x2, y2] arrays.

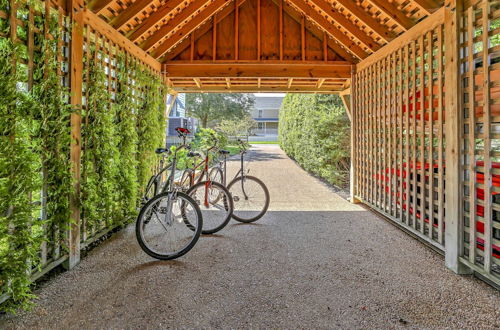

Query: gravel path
[[1, 145, 499, 329]]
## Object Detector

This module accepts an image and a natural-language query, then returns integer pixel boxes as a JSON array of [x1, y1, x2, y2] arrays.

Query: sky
[[253, 93, 286, 97]]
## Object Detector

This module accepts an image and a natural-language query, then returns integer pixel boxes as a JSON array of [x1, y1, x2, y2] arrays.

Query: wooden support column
[[443, 0, 471, 274], [67, 0, 84, 270], [349, 67, 360, 204]]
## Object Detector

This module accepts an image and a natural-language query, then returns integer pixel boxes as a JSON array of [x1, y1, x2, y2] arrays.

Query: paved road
[[1, 145, 499, 329]]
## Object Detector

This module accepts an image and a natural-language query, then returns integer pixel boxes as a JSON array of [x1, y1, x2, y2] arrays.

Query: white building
[[251, 95, 284, 137]]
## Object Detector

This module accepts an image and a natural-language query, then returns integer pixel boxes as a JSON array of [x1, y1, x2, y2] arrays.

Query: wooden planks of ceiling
[[87, 0, 442, 92]]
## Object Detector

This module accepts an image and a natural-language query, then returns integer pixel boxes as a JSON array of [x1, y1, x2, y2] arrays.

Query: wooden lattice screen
[[459, 0, 500, 283], [352, 17, 446, 250]]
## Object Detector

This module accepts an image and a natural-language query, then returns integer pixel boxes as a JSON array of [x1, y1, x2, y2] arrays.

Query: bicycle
[[182, 134, 234, 235], [219, 139, 270, 223], [135, 127, 203, 260]]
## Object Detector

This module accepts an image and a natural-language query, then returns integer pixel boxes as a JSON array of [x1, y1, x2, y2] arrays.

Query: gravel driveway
[[1, 144, 499, 329]]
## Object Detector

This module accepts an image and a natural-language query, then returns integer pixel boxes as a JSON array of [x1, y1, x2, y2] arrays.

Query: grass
[[249, 141, 279, 144]]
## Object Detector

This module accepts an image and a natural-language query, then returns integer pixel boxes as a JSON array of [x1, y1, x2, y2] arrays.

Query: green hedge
[[278, 94, 350, 187]]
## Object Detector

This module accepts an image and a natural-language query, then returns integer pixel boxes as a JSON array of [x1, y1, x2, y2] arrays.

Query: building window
[[258, 110, 263, 118], [258, 122, 264, 129]]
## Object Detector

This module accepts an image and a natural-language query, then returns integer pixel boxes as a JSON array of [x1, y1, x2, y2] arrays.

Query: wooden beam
[[443, 0, 470, 274], [193, 77, 202, 88], [356, 7, 444, 71], [235, 0, 239, 60], [171, 85, 344, 93], [308, 0, 382, 52], [367, 0, 415, 31], [109, 0, 153, 29], [286, 0, 369, 59], [127, 0, 190, 42], [87, 0, 114, 14], [83, 9, 162, 71], [316, 78, 326, 88], [411, 0, 441, 14], [163, 62, 352, 78], [141, 0, 215, 51], [335, 0, 396, 43], [225, 77, 231, 88], [67, 0, 84, 270], [287, 78, 293, 88], [151, 0, 232, 59]]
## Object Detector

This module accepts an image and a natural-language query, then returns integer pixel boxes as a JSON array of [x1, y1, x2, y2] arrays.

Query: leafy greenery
[[186, 93, 254, 128], [114, 55, 139, 221], [0, 39, 41, 312], [81, 50, 120, 232], [279, 94, 350, 187], [135, 63, 167, 193]]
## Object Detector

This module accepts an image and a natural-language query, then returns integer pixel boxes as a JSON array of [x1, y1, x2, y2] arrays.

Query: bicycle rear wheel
[[186, 181, 233, 234], [227, 175, 270, 223], [136, 191, 202, 260]]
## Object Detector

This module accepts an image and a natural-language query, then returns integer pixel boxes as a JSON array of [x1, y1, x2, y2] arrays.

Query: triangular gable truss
[[86, 0, 442, 92]]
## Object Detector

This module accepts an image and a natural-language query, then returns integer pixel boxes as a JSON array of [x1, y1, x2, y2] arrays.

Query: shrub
[[279, 94, 350, 187]]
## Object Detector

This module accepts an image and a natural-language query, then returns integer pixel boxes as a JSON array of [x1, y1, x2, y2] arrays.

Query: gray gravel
[[1, 144, 499, 329]]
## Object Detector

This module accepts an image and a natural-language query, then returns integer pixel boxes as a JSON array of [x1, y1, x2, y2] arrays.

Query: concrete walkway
[[1, 145, 499, 329]]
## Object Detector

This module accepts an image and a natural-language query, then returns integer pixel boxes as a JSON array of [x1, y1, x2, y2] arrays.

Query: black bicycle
[[216, 139, 270, 223], [136, 127, 202, 260]]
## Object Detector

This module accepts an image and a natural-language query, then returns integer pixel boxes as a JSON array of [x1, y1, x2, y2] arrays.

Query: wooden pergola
[[1, 0, 499, 294], [75, 0, 498, 287]]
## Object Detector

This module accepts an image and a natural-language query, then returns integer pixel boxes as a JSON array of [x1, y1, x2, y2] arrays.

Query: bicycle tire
[[143, 175, 158, 203], [209, 166, 223, 184], [179, 169, 194, 191], [136, 191, 202, 260], [227, 175, 270, 223], [186, 181, 234, 234]]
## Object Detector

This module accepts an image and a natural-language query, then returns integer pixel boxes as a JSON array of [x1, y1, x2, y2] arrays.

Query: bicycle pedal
[[233, 196, 240, 202]]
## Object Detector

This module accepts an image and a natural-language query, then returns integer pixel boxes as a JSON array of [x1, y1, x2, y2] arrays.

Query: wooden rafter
[[127, 0, 191, 42], [411, 0, 440, 15], [273, 0, 357, 63], [151, 0, 232, 59], [87, 0, 114, 14], [285, 0, 369, 59], [163, 0, 242, 61], [140, 0, 215, 51], [109, 0, 154, 30], [334, 0, 396, 43], [308, 0, 381, 52], [367, 0, 415, 31]]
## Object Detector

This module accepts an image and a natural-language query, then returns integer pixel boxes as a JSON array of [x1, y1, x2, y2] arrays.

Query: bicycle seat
[[219, 149, 230, 155], [187, 151, 201, 158], [155, 147, 168, 154]]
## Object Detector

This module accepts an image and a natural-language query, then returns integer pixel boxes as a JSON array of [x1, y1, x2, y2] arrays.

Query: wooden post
[[443, 0, 471, 274], [66, 0, 84, 270], [350, 66, 360, 204]]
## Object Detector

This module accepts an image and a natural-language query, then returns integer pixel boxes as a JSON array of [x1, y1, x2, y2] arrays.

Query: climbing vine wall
[[0, 0, 167, 311]]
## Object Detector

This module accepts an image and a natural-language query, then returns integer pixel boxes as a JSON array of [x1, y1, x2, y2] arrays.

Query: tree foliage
[[279, 94, 350, 187], [186, 93, 254, 128], [216, 115, 257, 138]]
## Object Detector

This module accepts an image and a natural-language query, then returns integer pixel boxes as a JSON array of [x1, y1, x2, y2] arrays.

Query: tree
[[186, 93, 254, 128], [217, 115, 257, 138]]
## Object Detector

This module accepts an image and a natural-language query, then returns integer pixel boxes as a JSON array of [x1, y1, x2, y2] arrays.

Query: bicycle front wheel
[[136, 192, 202, 260], [186, 181, 233, 234], [227, 175, 270, 223]]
